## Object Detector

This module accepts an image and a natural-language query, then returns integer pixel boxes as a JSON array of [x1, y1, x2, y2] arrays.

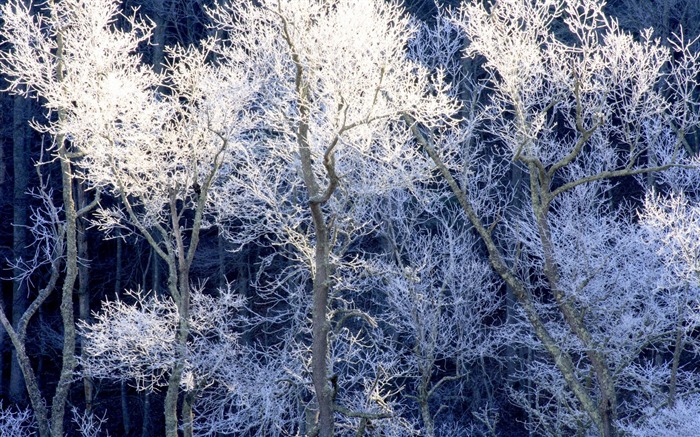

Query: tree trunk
[[163, 271, 185, 437], [77, 181, 94, 413], [141, 391, 151, 437], [50, 31, 78, 437], [309, 203, 333, 437], [121, 381, 131, 436], [163, 187, 200, 437], [285, 25, 337, 433], [528, 165, 617, 437], [418, 373, 435, 437], [151, 0, 166, 75], [10, 94, 30, 404], [0, 310, 51, 437], [182, 390, 195, 437], [50, 140, 79, 437], [407, 119, 608, 436]]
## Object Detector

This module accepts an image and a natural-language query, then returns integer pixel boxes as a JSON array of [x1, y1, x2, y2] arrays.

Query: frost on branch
[[80, 285, 245, 392], [407, 0, 700, 434], [80, 288, 179, 391], [209, 0, 457, 247], [0, 402, 34, 437], [618, 396, 700, 437], [71, 408, 110, 437], [382, 216, 501, 434], [451, 0, 698, 175]]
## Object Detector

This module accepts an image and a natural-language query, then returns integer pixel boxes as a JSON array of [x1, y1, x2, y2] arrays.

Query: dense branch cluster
[[1, 0, 700, 436]]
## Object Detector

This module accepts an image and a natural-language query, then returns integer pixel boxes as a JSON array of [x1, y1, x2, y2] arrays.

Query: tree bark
[[50, 28, 79, 437], [281, 15, 337, 434], [309, 202, 334, 437], [0, 317, 50, 437], [141, 391, 151, 437], [120, 381, 131, 436], [527, 164, 618, 437]]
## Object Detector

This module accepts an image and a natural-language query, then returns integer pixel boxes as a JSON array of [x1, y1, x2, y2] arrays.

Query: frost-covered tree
[[207, 1, 455, 435], [371, 192, 502, 437], [8, 0, 700, 435], [408, 0, 700, 435], [1, 0, 257, 435], [0, 0, 107, 434], [80, 285, 246, 436]]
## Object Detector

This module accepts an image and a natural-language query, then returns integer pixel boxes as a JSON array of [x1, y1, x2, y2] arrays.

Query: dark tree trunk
[[10, 94, 29, 404], [77, 181, 94, 413]]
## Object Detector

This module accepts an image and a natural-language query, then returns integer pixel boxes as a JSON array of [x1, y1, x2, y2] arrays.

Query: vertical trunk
[[121, 381, 131, 435], [163, 267, 185, 437], [164, 267, 193, 437], [0, 326, 50, 437], [182, 389, 195, 437], [284, 22, 336, 432], [51, 141, 78, 437], [418, 371, 435, 437], [50, 29, 78, 437], [528, 166, 617, 437], [77, 181, 94, 413], [141, 392, 151, 437], [0, 101, 6, 190], [10, 94, 29, 404], [151, 0, 166, 75], [164, 186, 201, 437], [0, 204, 63, 437], [309, 203, 333, 437], [277, 12, 338, 432], [0, 102, 5, 404], [407, 121, 607, 436], [37, 307, 45, 389]]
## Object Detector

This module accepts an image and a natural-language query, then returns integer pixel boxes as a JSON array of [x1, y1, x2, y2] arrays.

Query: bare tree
[[367, 189, 502, 437], [0, 1, 109, 434], [209, 1, 455, 435], [1, 0, 257, 434], [406, 0, 700, 435]]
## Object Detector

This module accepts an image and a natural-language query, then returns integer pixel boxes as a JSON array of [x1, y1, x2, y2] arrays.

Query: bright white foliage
[[6, 0, 700, 435], [619, 396, 700, 436], [80, 286, 244, 392], [643, 192, 700, 283], [210, 0, 456, 247], [432, 0, 700, 433]]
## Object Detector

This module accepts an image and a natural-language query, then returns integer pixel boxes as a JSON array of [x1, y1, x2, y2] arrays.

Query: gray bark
[[280, 18, 338, 435], [406, 116, 610, 436], [49, 29, 79, 437]]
